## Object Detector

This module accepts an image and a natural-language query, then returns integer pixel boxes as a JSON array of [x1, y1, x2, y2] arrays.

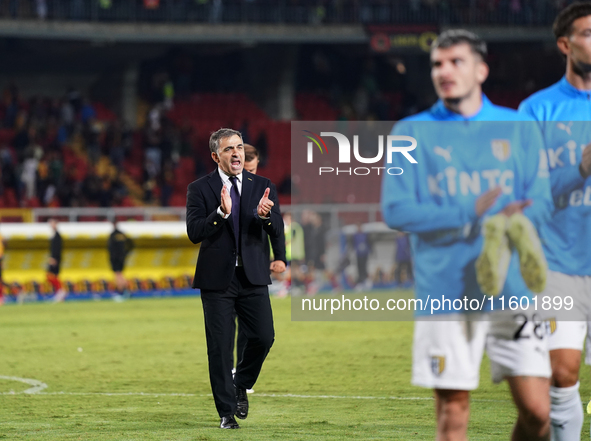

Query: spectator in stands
[[83, 117, 101, 165], [47, 219, 66, 302], [82, 167, 102, 205], [3, 85, 19, 128], [36, 0, 47, 20], [60, 98, 75, 134], [98, 176, 114, 207], [20, 150, 38, 202], [209, 0, 222, 23], [80, 99, 96, 124], [160, 162, 174, 206], [67, 87, 82, 114]]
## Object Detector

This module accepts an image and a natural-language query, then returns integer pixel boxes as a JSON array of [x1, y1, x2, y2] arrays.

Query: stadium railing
[[27, 207, 188, 223], [0, 204, 382, 226]]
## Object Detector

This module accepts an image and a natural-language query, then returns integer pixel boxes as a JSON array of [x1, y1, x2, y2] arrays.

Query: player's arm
[[270, 229, 286, 265], [519, 123, 553, 229], [547, 138, 589, 197], [545, 161, 587, 198], [381, 125, 479, 235], [186, 182, 227, 244], [518, 102, 586, 199]]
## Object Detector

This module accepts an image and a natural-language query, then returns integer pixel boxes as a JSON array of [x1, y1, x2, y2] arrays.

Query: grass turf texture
[[0, 296, 589, 440]]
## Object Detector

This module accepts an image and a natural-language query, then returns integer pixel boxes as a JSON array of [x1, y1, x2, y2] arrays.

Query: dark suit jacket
[[186, 169, 284, 290]]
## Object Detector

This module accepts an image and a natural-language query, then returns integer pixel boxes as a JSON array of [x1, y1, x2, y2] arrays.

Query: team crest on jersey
[[491, 139, 511, 162], [546, 319, 557, 335], [431, 355, 446, 376]]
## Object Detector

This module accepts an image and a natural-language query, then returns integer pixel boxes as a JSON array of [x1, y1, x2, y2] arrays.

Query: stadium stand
[[0, 0, 576, 26]]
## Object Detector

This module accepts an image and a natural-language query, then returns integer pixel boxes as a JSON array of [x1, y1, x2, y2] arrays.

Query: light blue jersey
[[381, 95, 552, 316], [519, 76, 591, 276]]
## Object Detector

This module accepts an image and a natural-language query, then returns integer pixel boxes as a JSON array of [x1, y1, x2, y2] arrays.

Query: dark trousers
[[356, 254, 368, 284], [230, 312, 248, 369], [200, 267, 274, 417]]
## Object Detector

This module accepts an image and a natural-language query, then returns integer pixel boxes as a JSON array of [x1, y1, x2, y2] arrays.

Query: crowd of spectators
[[1, 0, 581, 26], [0, 80, 238, 209], [0, 84, 136, 208]]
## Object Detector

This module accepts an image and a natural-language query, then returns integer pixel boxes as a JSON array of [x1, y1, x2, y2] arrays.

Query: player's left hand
[[501, 199, 532, 217], [257, 187, 274, 217], [270, 260, 286, 273]]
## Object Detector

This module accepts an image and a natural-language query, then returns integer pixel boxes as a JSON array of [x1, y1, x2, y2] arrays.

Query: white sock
[[550, 382, 583, 441]]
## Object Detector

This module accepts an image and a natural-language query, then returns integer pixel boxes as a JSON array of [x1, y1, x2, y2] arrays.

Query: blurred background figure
[[107, 221, 134, 302], [352, 223, 372, 290], [393, 232, 413, 287], [283, 212, 305, 295], [47, 219, 66, 302]]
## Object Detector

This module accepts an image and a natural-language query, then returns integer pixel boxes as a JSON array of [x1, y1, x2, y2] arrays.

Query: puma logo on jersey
[[433, 146, 452, 163], [556, 121, 573, 136]]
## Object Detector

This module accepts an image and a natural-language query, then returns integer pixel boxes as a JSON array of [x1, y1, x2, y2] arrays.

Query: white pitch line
[[38, 391, 204, 397], [0, 389, 511, 403], [0, 375, 48, 394], [0, 375, 511, 402]]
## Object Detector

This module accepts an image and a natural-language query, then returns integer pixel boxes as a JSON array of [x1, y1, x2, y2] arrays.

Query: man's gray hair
[[431, 29, 487, 60], [209, 128, 242, 154]]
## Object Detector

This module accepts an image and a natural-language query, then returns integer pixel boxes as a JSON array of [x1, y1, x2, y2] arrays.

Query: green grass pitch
[[0, 296, 589, 440]]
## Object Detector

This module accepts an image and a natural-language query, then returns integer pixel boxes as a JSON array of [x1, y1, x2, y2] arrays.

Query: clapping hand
[[501, 199, 532, 217], [581, 143, 591, 178], [475, 187, 502, 217], [221, 184, 232, 215]]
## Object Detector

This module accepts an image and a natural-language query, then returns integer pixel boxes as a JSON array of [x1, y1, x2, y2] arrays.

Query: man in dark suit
[[186, 128, 284, 429]]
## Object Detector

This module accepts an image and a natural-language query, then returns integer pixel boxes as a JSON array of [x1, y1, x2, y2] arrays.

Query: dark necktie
[[229, 176, 241, 254]]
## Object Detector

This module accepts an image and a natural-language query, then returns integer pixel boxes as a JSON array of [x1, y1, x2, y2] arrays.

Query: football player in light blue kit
[[519, 3, 591, 440], [382, 30, 553, 441]]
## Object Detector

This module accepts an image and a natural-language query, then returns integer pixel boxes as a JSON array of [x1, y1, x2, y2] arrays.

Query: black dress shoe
[[235, 387, 249, 420], [220, 415, 240, 429]]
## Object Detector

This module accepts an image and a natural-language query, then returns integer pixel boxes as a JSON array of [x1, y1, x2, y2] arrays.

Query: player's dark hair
[[431, 29, 487, 60], [553, 2, 591, 40], [244, 144, 260, 163], [209, 128, 242, 154]]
